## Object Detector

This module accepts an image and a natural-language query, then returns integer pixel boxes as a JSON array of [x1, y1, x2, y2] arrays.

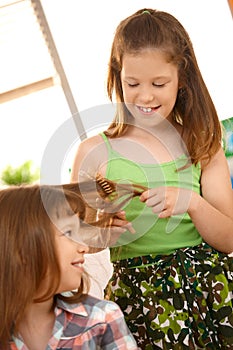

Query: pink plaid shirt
[[9, 295, 138, 349]]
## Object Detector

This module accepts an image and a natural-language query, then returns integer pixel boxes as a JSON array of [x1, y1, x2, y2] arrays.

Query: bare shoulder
[[202, 147, 230, 174], [78, 134, 104, 151], [71, 133, 108, 181], [73, 134, 106, 161]]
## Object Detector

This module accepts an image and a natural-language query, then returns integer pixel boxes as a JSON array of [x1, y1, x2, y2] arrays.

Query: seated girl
[[0, 181, 138, 349]]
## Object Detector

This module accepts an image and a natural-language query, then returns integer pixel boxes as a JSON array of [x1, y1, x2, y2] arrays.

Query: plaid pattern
[[10, 295, 138, 349]]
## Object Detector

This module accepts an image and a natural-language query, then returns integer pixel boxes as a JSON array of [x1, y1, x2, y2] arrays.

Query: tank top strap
[[100, 132, 112, 152]]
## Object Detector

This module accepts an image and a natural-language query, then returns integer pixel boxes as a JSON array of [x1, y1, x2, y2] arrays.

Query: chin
[[57, 280, 82, 294]]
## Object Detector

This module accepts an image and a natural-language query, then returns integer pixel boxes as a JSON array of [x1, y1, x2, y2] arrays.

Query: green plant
[[222, 117, 233, 158], [1, 160, 40, 185]]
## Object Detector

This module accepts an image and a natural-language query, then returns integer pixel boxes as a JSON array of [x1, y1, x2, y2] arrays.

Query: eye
[[63, 230, 72, 238], [153, 82, 165, 87], [128, 83, 139, 87]]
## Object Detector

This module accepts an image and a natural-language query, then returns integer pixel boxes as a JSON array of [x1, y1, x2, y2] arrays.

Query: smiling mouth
[[137, 106, 160, 113], [71, 260, 84, 268], [72, 263, 82, 267]]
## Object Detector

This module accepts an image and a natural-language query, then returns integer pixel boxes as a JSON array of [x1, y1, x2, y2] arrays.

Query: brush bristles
[[95, 173, 115, 195]]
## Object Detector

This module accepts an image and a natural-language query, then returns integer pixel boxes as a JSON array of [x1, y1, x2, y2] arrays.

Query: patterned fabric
[[107, 243, 233, 349], [9, 295, 138, 349]]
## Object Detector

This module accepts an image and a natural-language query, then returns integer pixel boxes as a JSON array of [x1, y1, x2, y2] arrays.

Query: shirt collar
[[56, 296, 89, 317]]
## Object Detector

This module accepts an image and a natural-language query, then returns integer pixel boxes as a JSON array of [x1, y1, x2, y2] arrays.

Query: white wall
[[0, 0, 232, 183], [41, 0, 233, 116]]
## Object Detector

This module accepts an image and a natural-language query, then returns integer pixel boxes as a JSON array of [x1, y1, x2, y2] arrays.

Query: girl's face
[[54, 214, 89, 293], [121, 49, 179, 127]]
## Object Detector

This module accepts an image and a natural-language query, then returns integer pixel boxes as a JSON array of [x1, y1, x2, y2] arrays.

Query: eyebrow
[[123, 75, 169, 80]]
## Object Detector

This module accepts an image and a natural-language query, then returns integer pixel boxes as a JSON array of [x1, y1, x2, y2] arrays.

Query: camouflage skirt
[[107, 243, 233, 349]]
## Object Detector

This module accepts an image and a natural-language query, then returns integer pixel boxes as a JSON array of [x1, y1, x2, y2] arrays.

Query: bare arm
[[188, 147, 233, 253], [70, 135, 107, 182]]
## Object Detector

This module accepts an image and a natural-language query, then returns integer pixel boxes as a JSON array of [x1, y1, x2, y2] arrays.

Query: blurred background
[[0, 0, 232, 185]]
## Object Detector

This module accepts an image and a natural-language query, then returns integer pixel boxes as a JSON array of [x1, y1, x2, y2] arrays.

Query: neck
[[18, 298, 55, 349], [23, 297, 54, 322], [125, 118, 187, 159]]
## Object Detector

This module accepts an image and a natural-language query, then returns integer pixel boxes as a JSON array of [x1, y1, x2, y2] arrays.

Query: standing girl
[[71, 8, 233, 349]]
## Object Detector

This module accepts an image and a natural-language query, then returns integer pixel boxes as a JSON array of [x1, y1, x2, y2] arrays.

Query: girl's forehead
[[122, 49, 169, 62], [50, 200, 79, 218], [121, 51, 178, 77]]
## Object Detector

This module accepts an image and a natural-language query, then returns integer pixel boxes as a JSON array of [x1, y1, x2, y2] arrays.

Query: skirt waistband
[[112, 243, 224, 269]]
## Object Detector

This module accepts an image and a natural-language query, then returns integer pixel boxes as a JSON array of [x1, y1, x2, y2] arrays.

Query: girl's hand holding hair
[[96, 209, 135, 248], [85, 195, 136, 250], [140, 186, 195, 218], [109, 210, 136, 234]]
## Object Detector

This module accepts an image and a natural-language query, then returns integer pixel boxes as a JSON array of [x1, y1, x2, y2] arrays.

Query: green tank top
[[100, 133, 203, 261]]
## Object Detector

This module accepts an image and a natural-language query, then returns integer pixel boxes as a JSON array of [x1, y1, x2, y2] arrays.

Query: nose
[[139, 86, 154, 104], [77, 242, 89, 254]]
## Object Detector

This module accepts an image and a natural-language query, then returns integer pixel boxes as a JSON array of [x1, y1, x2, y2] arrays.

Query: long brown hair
[[0, 184, 91, 347], [0, 177, 143, 346], [106, 8, 222, 165]]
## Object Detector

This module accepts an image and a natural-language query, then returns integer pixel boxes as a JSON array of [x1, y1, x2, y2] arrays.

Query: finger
[[158, 209, 171, 218], [151, 202, 166, 215], [140, 190, 150, 202], [140, 188, 158, 202], [109, 226, 128, 234], [114, 210, 126, 219], [145, 196, 162, 208], [111, 218, 135, 234], [108, 225, 135, 246], [122, 222, 136, 234], [111, 218, 129, 226]]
